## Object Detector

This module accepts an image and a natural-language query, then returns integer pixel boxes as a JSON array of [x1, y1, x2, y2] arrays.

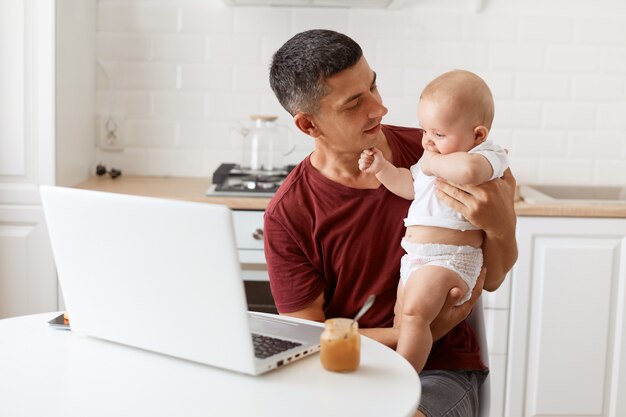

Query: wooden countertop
[[74, 176, 270, 210], [513, 200, 626, 218], [74, 176, 626, 218]]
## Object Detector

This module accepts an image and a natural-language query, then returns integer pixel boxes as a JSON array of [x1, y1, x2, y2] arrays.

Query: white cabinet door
[[0, 1, 57, 319], [506, 216, 626, 417]]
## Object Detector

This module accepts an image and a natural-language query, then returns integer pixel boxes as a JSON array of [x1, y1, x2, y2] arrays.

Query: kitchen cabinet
[[505, 216, 626, 417], [0, 0, 95, 318]]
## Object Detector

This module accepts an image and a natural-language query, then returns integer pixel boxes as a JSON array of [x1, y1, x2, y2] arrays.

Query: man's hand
[[435, 168, 518, 291], [434, 168, 516, 237], [430, 267, 486, 341]]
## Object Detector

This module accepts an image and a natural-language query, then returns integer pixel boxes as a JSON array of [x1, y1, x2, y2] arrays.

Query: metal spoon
[[352, 294, 376, 325]]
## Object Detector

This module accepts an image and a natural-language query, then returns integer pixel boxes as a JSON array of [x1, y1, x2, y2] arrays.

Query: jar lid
[[250, 114, 278, 122]]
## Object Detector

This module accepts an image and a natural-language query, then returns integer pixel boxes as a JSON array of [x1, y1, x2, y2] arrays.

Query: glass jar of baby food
[[320, 318, 361, 372]]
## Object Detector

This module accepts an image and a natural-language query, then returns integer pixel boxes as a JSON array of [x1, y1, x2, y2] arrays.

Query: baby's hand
[[358, 148, 386, 174]]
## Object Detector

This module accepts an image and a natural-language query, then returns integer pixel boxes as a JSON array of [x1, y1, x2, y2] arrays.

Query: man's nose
[[369, 100, 388, 118]]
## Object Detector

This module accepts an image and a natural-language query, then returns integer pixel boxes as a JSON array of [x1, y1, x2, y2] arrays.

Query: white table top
[[0, 312, 420, 417]]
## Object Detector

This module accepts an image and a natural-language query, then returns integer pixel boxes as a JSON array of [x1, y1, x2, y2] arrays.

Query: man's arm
[[435, 168, 518, 291], [281, 292, 325, 322], [283, 270, 486, 350]]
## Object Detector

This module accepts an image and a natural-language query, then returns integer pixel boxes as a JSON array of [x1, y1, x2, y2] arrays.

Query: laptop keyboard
[[252, 333, 302, 359]]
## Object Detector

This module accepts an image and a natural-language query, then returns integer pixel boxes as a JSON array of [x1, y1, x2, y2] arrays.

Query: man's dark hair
[[269, 29, 363, 116]]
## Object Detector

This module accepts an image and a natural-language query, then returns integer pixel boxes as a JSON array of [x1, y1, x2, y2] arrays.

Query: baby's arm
[[420, 150, 494, 185], [359, 148, 414, 200]]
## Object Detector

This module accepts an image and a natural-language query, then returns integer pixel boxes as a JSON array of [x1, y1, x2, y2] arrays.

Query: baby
[[358, 70, 509, 372]]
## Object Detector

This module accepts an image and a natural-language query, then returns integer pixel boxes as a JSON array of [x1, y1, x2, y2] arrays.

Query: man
[[265, 29, 517, 417]]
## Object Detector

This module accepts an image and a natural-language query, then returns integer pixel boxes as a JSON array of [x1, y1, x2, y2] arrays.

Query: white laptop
[[40, 185, 321, 375]]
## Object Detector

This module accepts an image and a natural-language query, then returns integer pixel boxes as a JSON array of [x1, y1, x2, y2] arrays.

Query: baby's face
[[418, 99, 482, 155]]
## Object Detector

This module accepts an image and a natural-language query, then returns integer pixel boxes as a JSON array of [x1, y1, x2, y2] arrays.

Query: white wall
[[95, 0, 626, 186]]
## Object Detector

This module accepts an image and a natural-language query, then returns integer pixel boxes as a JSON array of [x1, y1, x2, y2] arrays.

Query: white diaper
[[399, 239, 483, 305]]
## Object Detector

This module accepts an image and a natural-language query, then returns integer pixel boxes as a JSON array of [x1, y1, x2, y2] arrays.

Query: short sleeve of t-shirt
[[469, 140, 509, 181]]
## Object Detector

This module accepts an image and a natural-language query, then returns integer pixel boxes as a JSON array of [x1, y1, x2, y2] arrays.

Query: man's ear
[[474, 125, 488, 144], [294, 112, 321, 138]]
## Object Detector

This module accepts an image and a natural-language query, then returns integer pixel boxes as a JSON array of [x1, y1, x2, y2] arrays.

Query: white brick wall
[[95, 0, 626, 186]]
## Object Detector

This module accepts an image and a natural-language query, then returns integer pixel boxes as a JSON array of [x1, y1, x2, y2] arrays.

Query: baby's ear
[[474, 126, 488, 144]]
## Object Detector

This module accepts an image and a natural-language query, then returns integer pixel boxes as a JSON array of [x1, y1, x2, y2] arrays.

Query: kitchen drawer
[[232, 210, 265, 250]]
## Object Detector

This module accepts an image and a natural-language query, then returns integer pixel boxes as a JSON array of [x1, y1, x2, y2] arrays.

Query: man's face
[[309, 57, 388, 154]]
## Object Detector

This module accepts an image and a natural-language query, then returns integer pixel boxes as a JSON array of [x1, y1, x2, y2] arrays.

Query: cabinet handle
[[252, 228, 264, 240]]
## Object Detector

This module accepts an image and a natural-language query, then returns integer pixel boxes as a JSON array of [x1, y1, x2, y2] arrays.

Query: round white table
[[0, 312, 420, 417]]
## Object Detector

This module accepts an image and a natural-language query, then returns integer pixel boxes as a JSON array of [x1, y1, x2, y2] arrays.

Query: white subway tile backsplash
[[97, 34, 153, 61], [97, 3, 178, 33], [233, 65, 272, 93], [542, 103, 595, 129], [179, 4, 233, 34], [375, 39, 418, 68], [597, 103, 626, 129], [207, 36, 261, 65], [496, 101, 542, 129], [384, 96, 419, 127], [406, 12, 463, 41], [153, 35, 206, 62], [593, 160, 626, 185], [546, 44, 599, 71], [574, 17, 626, 46], [234, 7, 291, 36], [515, 74, 569, 100], [292, 8, 349, 34], [376, 68, 407, 95], [95, 1, 626, 184], [489, 43, 545, 71], [180, 64, 233, 91], [205, 92, 262, 120], [178, 121, 233, 148], [461, 13, 516, 42], [568, 132, 623, 159], [517, 15, 572, 43], [261, 35, 291, 65], [121, 63, 178, 90], [482, 72, 516, 99], [97, 92, 152, 118], [539, 158, 594, 185], [147, 148, 205, 177], [259, 95, 291, 120], [424, 42, 489, 70], [512, 130, 567, 157], [152, 93, 205, 120], [572, 75, 625, 101], [600, 46, 626, 72], [402, 69, 443, 97], [125, 120, 177, 147], [349, 9, 406, 39], [508, 157, 540, 184]]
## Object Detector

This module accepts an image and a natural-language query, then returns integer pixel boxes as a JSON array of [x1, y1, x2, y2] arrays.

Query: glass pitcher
[[238, 115, 295, 172]]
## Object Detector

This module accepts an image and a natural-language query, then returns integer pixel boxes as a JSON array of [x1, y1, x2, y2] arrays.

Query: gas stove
[[206, 163, 295, 197]]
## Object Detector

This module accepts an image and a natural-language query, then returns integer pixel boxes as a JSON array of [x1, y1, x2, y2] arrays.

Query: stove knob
[[252, 228, 264, 241]]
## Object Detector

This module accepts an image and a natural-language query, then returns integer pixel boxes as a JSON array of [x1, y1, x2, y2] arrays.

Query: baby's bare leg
[[396, 265, 468, 373], [393, 280, 404, 329]]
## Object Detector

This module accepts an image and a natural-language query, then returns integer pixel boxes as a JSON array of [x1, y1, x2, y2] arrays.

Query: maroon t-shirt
[[264, 124, 485, 371]]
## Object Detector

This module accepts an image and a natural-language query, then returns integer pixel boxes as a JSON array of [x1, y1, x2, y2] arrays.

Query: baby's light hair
[[420, 70, 494, 129]]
